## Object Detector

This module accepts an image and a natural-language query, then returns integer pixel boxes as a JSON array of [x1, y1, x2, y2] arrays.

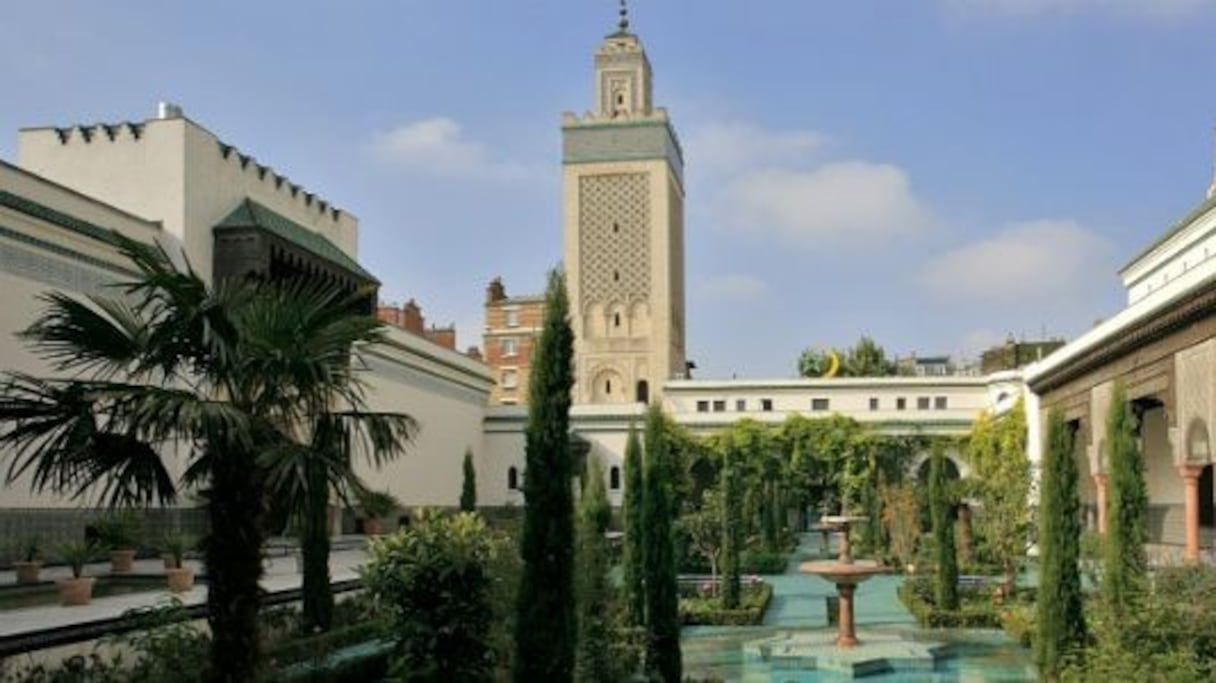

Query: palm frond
[[20, 292, 148, 376]]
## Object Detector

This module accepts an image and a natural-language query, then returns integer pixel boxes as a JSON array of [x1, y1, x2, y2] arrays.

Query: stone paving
[[0, 541, 369, 639]]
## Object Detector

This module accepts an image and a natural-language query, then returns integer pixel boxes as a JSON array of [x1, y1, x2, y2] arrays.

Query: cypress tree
[[575, 456, 615, 683], [513, 270, 576, 682], [623, 424, 646, 627], [1102, 381, 1148, 614], [643, 405, 682, 682], [1036, 408, 1086, 678], [930, 445, 959, 610], [460, 447, 477, 512], [721, 445, 743, 609]]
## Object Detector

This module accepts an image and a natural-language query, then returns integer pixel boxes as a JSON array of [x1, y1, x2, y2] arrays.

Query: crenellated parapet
[[215, 141, 343, 221]]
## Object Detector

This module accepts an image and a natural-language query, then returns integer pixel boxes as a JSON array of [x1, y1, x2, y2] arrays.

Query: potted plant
[[13, 537, 42, 584], [57, 541, 98, 606], [359, 490, 400, 536], [162, 534, 196, 593], [94, 511, 141, 573]]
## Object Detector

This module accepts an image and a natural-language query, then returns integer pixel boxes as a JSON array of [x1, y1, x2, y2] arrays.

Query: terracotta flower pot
[[166, 567, 195, 593], [14, 561, 42, 584], [364, 517, 384, 536], [110, 549, 136, 573], [58, 576, 96, 606]]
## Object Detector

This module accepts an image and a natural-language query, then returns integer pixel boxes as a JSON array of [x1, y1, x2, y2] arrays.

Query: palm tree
[[0, 234, 414, 681]]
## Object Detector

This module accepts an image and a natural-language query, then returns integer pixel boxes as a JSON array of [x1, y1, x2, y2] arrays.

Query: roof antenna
[[1209, 126, 1216, 200], [618, 0, 630, 33]]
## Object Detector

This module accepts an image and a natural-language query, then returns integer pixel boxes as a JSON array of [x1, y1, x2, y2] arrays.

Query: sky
[[3, 0, 1216, 379]]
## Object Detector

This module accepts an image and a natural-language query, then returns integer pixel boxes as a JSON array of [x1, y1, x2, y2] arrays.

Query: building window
[[501, 369, 518, 390], [636, 380, 649, 404], [610, 466, 621, 490], [869, 397, 879, 411], [712, 400, 726, 413], [811, 398, 830, 412], [613, 312, 621, 328], [896, 397, 907, 411], [613, 270, 620, 282], [696, 400, 709, 413], [736, 399, 747, 412], [605, 379, 612, 395], [917, 397, 930, 410], [501, 337, 518, 357], [505, 309, 519, 328], [761, 398, 773, 412], [508, 466, 518, 490], [935, 396, 948, 410]]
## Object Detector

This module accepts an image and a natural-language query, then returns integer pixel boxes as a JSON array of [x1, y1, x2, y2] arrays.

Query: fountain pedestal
[[800, 515, 886, 649]]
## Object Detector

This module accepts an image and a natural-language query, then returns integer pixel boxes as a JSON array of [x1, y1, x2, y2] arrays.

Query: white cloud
[[369, 117, 533, 180], [685, 122, 827, 177], [699, 274, 768, 301], [920, 219, 1115, 304], [943, 0, 1207, 18], [719, 162, 935, 247]]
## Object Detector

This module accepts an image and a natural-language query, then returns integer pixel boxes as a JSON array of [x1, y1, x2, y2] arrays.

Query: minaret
[[561, 4, 687, 405]]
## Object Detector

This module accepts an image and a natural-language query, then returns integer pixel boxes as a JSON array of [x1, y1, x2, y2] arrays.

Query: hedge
[[680, 582, 773, 626], [897, 578, 1002, 629]]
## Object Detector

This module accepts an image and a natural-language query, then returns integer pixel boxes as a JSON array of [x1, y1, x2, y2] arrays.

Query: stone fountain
[[744, 516, 952, 678], [800, 515, 886, 648]]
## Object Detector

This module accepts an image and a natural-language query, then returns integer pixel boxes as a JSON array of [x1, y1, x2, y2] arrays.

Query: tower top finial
[[618, 0, 630, 33]]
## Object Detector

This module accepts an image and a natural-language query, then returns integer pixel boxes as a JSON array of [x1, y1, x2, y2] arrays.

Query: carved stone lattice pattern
[[578, 173, 650, 307], [1177, 341, 1215, 461]]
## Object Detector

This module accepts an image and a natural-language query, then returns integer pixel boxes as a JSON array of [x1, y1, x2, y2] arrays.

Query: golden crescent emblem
[[823, 351, 840, 378]]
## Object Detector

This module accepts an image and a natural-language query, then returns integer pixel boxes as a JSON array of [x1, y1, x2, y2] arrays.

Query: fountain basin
[[800, 560, 886, 583]]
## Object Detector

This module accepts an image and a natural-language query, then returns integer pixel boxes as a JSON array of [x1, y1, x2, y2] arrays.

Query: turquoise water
[[681, 535, 1038, 682]]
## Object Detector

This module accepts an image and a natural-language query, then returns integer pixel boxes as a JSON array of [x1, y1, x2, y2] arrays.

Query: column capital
[[1092, 472, 1109, 486], [1179, 464, 1205, 480]]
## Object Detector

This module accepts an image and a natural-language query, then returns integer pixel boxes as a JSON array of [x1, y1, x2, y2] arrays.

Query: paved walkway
[[0, 542, 370, 639]]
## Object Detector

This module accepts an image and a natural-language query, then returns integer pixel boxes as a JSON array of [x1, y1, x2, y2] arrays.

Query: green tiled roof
[[0, 190, 154, 245], [214, 199, 376, 282], [1123, 192, 1216, 274]]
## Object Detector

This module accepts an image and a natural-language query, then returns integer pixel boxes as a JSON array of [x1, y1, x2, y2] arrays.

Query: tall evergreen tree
[[460, 447, 477, 512], [575, 455, 615, 683], [930, 446, 959, 610], [623, 424, 646, 627], [1036, 408, 1086, 678], [720, 445, 743, 609], [513, 270, 576, 682], [1102, 382, 1148, 614], [642, 405, 682, 682]]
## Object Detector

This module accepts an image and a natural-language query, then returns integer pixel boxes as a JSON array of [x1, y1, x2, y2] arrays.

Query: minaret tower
[[562, 2, 687, 405]]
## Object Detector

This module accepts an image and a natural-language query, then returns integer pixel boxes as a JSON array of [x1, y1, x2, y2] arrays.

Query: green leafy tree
[[930, 446, 959, 610], [575, 456, 616, 683], [362, 511, 501, 681], [513, 269, 577, 683], [1036, 408, 1086, 678], [642, 404, 681, 682], [0, 236, 414, 681], [965, 400, 1030, 590], [720, 445, 743, 609], [1102, 381, 1148, 614], [681, 490, 724, 591], [460, 447, 477, 512], [843, 335, 897, 377], [623, 424, 646, 627]]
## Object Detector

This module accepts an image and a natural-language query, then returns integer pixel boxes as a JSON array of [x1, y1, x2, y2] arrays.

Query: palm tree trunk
[[205, 449, 267, 683], [301, 460, 333, 632]]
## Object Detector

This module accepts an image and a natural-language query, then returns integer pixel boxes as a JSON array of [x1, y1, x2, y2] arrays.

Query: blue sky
[[3, 0, 1215, 378]]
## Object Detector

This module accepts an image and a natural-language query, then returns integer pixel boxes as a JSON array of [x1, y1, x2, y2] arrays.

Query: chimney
[[466, 346, 483, 361], [401, 299, 424, 334], [157, 101, 184, 120], [486, 277, 506, 305], [425, 325, 456, 350]]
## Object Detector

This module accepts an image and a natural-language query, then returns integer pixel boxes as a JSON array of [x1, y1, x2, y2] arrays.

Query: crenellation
[[213, 138, 344, 222]]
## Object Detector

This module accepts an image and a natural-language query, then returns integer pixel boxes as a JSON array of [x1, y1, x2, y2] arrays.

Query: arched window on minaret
[[636, 380, 649, 405]]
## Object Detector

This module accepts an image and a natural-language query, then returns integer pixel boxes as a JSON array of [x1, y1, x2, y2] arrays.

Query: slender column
[[1180, 465, 1203, 564], [836, 583, 859, 648], [1093, 473, 1109, 536]]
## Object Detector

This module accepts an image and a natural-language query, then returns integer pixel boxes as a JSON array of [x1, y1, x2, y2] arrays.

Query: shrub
[[898, 577, 1002, 629], [361, 510, 502, 681], [740, 547, 787, 574], [680, 582, 774, 626], [93, 511, 142, 550]]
